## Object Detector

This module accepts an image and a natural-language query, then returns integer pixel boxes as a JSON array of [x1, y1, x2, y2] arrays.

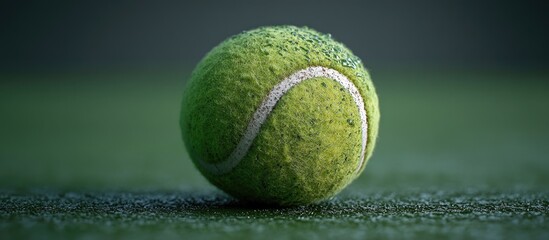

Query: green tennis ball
[[180, 25, 379, 206]]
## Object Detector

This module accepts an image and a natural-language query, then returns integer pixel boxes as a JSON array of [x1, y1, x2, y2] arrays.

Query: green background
[[1, 0, 548, 239], [1, 70, 548, 239]]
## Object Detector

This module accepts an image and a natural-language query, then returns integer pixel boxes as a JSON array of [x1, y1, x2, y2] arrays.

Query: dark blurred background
[[0, 0, 548, 192], [1, 0, 548, 72]]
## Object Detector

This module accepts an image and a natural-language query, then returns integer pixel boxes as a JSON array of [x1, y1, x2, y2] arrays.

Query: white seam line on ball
[[198, 66, 368, 175]]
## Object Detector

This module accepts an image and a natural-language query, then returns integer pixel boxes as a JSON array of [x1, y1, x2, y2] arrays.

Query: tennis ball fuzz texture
[[180, 26, 379, 206]]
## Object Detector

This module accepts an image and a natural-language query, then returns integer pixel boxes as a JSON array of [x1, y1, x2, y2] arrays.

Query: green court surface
[[1, 70, 548, 239]]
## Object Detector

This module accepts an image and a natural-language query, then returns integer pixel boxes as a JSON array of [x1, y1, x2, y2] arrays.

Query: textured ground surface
[[1, 70, 548, 239], [1, 190, 548, 239]]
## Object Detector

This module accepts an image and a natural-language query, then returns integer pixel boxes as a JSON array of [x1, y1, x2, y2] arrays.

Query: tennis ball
[[180, 26, 379, 206]]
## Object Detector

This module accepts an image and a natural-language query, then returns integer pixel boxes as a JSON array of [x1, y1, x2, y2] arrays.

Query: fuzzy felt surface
[[180, 26, 379, 205]]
